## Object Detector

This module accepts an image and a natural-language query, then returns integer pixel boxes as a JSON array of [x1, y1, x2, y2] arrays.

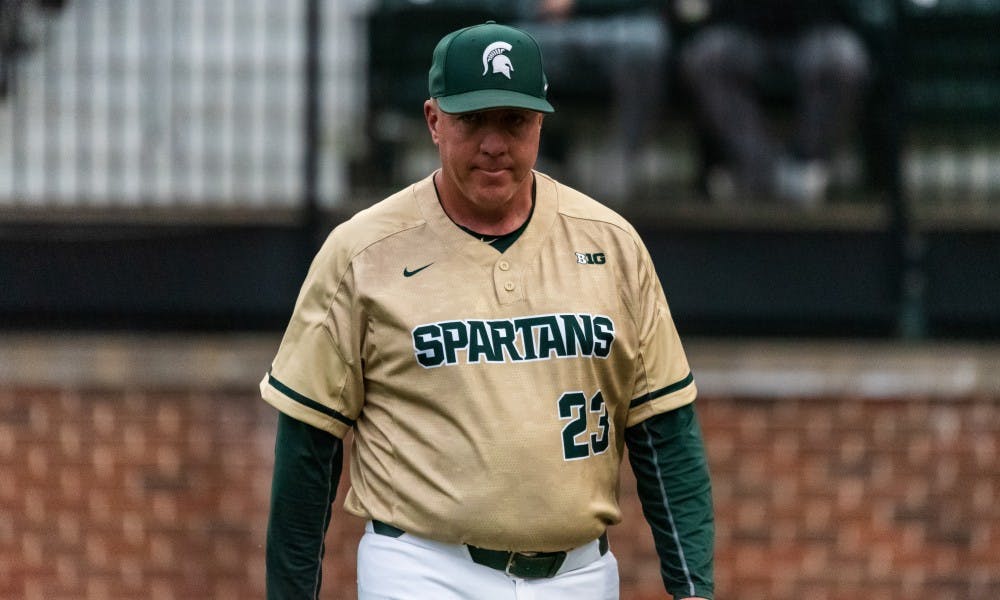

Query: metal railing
[[0, 0, 367, 212]]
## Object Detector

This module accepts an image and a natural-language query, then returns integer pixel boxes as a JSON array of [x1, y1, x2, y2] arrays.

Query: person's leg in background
[[520, 11, 669, 203], [787, 25, 871, 203], [586, 11, 669, 202], [679, 25, 778, 203]]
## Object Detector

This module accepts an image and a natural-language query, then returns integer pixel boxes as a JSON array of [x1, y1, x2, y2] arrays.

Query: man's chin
[[467, 178, 513, 198]]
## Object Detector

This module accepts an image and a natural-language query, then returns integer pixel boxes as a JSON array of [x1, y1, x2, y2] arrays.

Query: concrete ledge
[[688, 338, 1000, 399], [1, 333, 999, 398], [0, 333, 278, 390]]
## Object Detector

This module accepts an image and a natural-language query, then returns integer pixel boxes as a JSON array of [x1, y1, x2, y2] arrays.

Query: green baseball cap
[[428, 21, 554, 114]]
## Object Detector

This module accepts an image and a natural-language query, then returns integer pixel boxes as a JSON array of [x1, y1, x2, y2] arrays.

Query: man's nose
[[480, 129, 508, 156]]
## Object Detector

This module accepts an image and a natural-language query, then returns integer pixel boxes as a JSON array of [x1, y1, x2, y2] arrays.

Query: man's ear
[[424, 99, 440, 145]]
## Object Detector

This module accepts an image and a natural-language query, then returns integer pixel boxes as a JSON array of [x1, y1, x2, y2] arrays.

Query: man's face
[[425, 102, 543, 212]]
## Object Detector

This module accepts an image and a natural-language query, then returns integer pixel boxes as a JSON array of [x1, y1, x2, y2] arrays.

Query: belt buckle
[[504, 552, 518, 576], [504, 550, 567, 579]]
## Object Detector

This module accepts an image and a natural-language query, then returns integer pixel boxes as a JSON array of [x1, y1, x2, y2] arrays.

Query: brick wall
[[1, 337, 998, 599]]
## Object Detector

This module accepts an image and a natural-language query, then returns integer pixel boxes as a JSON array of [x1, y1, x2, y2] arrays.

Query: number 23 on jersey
[[558, 390, 610, 461]]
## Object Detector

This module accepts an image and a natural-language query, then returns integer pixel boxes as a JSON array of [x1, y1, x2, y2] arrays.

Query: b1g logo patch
[[576, 252, 606, 265]]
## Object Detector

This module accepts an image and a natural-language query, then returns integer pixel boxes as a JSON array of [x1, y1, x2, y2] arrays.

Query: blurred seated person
[[678, 0, 870, 207], [516, 0, 670, 202]]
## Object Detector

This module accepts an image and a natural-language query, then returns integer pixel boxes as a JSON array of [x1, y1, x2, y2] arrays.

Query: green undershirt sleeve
[[625, 404, 715, 599], [266, 412, 344, 600]]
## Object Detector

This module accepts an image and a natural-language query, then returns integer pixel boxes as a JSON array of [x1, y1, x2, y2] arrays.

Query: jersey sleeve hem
[[626, 376, 698, 428], [260, 373, 354, 438]]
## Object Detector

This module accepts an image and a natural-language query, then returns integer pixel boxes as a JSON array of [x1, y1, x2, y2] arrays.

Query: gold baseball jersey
[[260, 171, 696, 552]]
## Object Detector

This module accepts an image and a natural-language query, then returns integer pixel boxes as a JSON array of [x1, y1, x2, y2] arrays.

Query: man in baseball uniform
[[262, 21, 714, 600]]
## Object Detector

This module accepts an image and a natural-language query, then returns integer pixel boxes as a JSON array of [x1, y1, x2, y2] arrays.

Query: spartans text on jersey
[[412, 313, 615, 368]]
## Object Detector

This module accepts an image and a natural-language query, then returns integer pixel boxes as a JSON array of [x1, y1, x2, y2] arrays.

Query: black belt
[[372, 520, 609, 579]]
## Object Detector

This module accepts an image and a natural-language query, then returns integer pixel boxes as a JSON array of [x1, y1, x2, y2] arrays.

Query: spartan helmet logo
[[482, 41, 514, 79]]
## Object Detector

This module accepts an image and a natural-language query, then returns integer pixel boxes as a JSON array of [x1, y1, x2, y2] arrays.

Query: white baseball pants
[[356, 521, 620, 600]]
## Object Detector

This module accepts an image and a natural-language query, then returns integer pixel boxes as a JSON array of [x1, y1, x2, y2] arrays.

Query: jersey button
[[498, 260, 510, 271], [503, 281, 515, 292]]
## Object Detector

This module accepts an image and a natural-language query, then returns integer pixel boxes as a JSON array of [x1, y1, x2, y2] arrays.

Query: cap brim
[[436, 89, 554, 114]]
